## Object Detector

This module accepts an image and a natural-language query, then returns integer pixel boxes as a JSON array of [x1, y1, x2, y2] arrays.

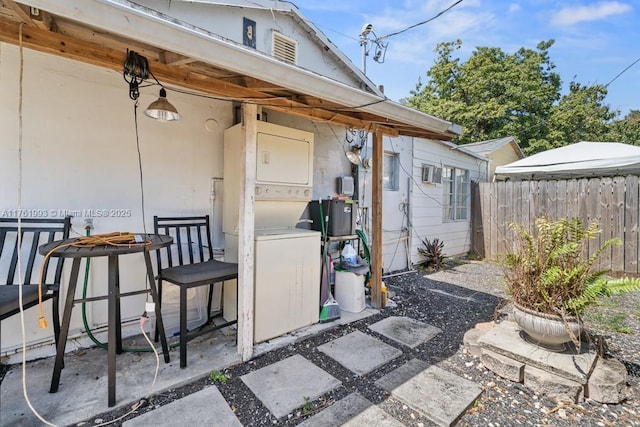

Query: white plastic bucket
[[334, 270, 366, 313]]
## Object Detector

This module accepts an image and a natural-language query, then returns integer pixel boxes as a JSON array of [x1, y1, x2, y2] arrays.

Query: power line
[[378, 0, 464, 40], [604, 56, 640, 88]]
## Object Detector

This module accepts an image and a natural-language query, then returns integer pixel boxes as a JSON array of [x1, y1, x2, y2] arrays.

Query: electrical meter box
[[309, 199, 357, 236]]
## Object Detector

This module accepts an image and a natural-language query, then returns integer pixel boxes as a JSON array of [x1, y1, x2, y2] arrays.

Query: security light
[[360, 23, 373, 38]]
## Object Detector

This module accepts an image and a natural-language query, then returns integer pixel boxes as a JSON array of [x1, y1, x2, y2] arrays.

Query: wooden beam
[[370, 129, 384, 308], [159, 50, 196, 66], [28, 7, 55, 31], [3, 0, 33, 24], [0, 16, 444, 139], [237, 103, 257, 361], [2, 1, 54, 30], [218, 75, 284, 91], [0, 19, 389, 131]]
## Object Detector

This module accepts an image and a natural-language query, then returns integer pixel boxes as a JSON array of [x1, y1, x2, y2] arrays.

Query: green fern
[[566, 277, 640, 313], [502, 217, 639, 316]]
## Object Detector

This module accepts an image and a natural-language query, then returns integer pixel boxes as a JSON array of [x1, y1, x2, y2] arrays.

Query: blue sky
[[291, 0, 640, 117]]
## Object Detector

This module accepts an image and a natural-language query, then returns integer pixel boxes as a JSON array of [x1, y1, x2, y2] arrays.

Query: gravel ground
[[6, 260, 639, 426]]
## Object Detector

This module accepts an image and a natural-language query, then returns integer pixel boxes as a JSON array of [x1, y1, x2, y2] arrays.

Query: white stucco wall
[[0, 44, 233, 356], [410, 140, 488, 263], [0, 43, 356, 358]]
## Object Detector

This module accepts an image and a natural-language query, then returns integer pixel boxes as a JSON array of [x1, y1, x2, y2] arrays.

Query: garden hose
[[355, 229, 372, 286], [79, 227, 178, 352]]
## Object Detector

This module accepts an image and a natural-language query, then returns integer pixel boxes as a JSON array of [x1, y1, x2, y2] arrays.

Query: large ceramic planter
[[512, 302, 582, 349]]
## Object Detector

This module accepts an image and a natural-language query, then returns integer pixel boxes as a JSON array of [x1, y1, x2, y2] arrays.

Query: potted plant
[[417, 237, 445, 271], [502, 216, 640, 351]]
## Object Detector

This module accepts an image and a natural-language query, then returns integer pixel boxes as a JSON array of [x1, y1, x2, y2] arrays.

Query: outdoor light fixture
[[345, 146, 362, 165], [144, 88, 181, 122]]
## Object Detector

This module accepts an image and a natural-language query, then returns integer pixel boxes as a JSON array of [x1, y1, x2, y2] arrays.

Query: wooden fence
[[472, 176, 640, 275]]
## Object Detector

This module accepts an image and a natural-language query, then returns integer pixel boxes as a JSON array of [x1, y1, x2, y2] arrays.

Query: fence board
[[546, 181, 557, 219], [512, 180, 521, 228], [490, 182, 498, 258], [587, 178, 603, 271], [529, 181, 542, 226], [477, 176, 639, 275], [480, 182, 491, 258], [600, 178, 613, 271], [470, 181, 484, 257], [576, 179, 589, 260], [611, 177, 626, 272], [528, 180, 538, 231], [625, 176, 639, 275], [556, 180, 567, 219], [565, 179, 578, 221], [496, 183, 508, 255]]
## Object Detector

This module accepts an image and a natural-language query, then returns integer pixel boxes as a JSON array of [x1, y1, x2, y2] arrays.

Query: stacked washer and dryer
[[222, 121, 320, 343]]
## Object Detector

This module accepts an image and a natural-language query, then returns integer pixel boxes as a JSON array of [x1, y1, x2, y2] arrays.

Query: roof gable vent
[[272, 31, 297, 64]]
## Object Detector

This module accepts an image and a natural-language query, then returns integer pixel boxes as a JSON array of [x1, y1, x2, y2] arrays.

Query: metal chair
[[0, 216, 71, 349], [153, 215, 238, 368]]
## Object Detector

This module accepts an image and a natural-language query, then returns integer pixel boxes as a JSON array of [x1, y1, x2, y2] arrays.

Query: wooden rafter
[[0, 18, 405, 134], [159, 50, 196, 66], [0, 3, 453, 140], [3, 0, 31, 24], [2, 0, 55, 30]]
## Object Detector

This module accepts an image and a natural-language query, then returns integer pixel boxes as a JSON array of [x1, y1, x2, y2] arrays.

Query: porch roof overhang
[[0, 0, 460, 140]]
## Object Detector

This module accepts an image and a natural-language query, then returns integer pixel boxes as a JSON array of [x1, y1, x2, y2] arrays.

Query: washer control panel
[[255, 184, 311, 201]]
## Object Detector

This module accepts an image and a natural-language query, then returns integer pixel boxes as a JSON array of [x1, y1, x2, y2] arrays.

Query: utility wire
[[604, 56, 640, 88], [378, 0, 464, 40]]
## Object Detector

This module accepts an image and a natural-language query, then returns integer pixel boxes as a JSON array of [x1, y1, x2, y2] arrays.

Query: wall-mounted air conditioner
[[421, 164, 442, 184]]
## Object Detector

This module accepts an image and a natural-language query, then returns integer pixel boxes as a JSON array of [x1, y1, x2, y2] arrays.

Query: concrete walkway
[[135, 316, 480, 427], [1, 312, 484, 426]]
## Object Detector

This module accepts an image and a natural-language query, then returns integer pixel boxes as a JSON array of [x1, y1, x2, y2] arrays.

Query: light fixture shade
[[346, 147, 362, 165], [144, 88, 181, 122]]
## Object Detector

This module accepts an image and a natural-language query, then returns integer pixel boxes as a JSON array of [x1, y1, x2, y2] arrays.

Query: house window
[[443, 166, 469, 220], [383, 152, 399, 191]]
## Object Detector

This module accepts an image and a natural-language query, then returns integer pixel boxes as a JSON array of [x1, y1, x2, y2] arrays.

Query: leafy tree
[[407, 40, 619, 154], [606, 110, 640, 146], [528, 82, 616, 153]]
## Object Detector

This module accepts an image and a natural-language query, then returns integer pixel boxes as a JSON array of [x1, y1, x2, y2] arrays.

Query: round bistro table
[[39, 233, 172, 407]]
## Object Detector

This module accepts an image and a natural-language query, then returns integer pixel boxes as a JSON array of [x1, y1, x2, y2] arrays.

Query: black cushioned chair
[[153, 215, 238, 368], [0, 216, 71, 349]]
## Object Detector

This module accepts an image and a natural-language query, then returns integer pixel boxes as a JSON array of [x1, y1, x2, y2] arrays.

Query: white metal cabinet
[[224, 230, 320, 343], [253, 230, 320, 343]]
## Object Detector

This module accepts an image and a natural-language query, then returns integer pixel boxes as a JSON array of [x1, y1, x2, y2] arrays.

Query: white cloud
[[508, 3, 521, 14], [551, 1, 632, 26]]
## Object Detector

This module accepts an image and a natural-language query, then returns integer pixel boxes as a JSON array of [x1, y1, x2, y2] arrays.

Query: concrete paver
[[317, 330, 402, 375], [240, 354, 341, 419], [374, 358, 429, 391], [376, 361, 483, 427], [298, 392, 405, 427], [122, 385, 241, 427], [479, 320, 597, 383], [524, 365, 584, 403], [368, 316, 442, 349], [588, 357, 628, 403]]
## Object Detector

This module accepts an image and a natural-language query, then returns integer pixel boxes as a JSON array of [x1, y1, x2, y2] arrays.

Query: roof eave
[[20, 0, 455, 138]]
